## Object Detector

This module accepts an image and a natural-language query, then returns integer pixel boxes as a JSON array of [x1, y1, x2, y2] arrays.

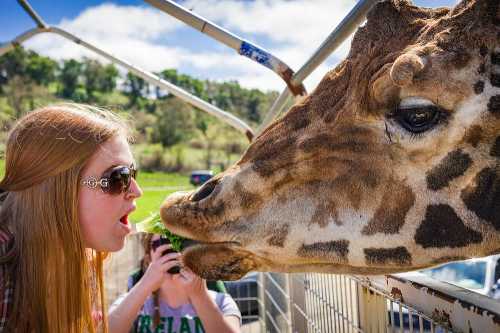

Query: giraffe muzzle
[[191, 178, 220, 202]]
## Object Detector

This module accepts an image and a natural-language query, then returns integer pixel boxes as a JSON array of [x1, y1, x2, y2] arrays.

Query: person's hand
[[173, 267, 208, 301], [139, 244, 181, 292]]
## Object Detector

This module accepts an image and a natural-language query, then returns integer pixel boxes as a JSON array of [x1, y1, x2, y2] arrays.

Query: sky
[[1, 0, 458, 92]]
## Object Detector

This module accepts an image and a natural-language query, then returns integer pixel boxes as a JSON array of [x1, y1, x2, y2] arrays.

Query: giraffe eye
[[390, 105, 448, 134]]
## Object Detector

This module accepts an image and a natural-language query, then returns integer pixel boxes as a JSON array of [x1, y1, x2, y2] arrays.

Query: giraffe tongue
[[120, 215, 129, 225]]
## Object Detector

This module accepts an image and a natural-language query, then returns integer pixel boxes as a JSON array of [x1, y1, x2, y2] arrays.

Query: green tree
[[159, 69, 206, 100], [125, 72, 149, 107], [152, 98, 194, 147], [0, 46, 29, 90], [58, 59, 83, 100], [26, 53, 57, 86], [195, 112, 217, 169], [101, 64, 119, 92], [82, 58, 119, 101]]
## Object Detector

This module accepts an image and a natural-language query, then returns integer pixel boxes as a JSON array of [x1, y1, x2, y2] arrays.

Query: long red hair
[[0, 104, 131, 332]]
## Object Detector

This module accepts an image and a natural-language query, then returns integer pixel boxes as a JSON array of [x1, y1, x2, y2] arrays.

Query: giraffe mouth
[[181, 242, 256, 280]]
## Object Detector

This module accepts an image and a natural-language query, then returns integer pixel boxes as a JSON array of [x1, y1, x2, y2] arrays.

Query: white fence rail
[[256, 272, 500, 333]]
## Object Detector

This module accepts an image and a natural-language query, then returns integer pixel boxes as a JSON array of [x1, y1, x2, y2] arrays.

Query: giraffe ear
[[369, 64, 400, 108], [390, 53, 426, 87]]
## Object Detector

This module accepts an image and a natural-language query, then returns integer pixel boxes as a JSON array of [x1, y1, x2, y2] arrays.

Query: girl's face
[[78, 135, 143, 252]]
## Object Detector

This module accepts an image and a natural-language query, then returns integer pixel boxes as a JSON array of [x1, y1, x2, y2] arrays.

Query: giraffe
[[160, 0, 500, 280]]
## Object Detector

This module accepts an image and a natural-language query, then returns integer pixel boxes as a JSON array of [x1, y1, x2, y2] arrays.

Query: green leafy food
[[134, 213, 186, 252]]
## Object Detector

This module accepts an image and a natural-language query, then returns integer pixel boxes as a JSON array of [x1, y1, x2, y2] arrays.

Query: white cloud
[[23, 1, 359, 92], [186, 0, 355, 48], [58, 3, 182, 40]]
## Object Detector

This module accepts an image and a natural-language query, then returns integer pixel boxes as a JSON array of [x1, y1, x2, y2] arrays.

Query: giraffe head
[[161, 0, 500, 280]]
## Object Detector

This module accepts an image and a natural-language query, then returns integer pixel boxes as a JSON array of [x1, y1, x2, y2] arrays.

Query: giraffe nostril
[[191, 180, 218, 202]]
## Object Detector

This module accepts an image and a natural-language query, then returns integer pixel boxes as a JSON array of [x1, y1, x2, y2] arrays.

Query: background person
[[109, 233, 241, 333]]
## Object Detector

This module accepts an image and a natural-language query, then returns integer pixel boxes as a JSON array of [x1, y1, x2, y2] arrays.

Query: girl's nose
[[127, 178, 143, 199]]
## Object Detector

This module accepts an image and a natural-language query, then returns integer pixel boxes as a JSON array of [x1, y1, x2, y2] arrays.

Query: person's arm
[[108, 245, 181, 333], [177, 269, 241, 333]]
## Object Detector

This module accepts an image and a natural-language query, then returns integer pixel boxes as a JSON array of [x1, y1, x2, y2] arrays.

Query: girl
[[0, 104, 143, 332], [108, 233, 241, 333]]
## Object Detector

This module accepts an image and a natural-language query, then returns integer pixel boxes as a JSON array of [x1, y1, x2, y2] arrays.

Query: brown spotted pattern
[[267, 224, 290, 247], [233, 181, 263, 210], [415, 204, 483, 248], [362, 182, 415, 235], [491, 137, 500, 157], [491, 74, 500, 87], [364, 247, 412, 266], [310, 201, 340, 228], [489, 95, 500, 116], [297, 240, 349, 263], [473, 81, 485, 94], [426, 150, 472, 191], [492, 52, 500, 65], [461, 167, 500, 230], [462, 125, 483, 147]]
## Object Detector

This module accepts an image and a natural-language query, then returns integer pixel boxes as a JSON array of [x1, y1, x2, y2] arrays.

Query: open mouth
[[119, 214, 129, 225]]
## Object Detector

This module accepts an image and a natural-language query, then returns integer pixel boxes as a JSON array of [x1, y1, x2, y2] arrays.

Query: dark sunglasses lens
[[104, 167, 133, 194]]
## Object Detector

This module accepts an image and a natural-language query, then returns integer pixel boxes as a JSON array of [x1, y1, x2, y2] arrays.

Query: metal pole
[[5, 2, 255, 140], [48, 27, 254, 140], [0, 28, 45, 56], [257, 0, 380, 134], [17, 0, 47, 28], [143, 0, 306, 96]]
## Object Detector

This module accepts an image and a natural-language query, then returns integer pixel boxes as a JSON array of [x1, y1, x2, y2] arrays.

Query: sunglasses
[[81, 165, 138, 195]]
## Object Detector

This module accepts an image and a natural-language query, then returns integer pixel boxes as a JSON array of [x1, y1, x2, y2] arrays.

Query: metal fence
[[256, 272, 500, 333]]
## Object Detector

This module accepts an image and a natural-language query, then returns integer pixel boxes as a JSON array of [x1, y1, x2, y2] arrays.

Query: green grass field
[[131, 171, 194, 223], [0, 159, 193, 223]]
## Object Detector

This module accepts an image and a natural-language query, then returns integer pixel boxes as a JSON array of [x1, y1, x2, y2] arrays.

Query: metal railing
[[257, 272, 500, 333], [143, 0, 306, 97], [4, 0, 255, 140], [257, 0, 379, 134]]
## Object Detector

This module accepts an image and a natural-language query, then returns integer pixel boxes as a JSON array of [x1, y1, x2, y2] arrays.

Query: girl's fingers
[[151, 244, 173, 260], [158, 252, 181, 263], [162, 260, 182, 272]]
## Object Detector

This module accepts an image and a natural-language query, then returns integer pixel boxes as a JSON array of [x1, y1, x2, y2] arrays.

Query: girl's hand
[[173, 267, 208, 301], [140, 244, 181, 292]]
